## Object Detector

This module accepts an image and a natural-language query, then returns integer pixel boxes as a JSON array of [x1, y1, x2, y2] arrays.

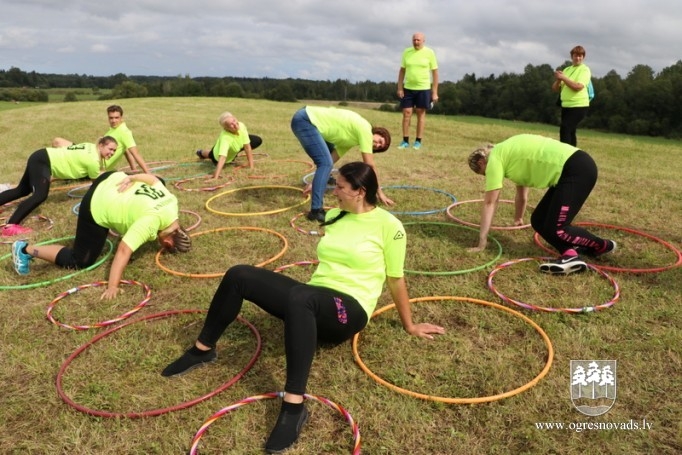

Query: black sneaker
[[265, 405, 309, 454], [161, 347, 216, 377], [327, 176, 336, 186], [196, 149, 205, 159], [539, 255, 587, 275], [306, 209, 326, 223]]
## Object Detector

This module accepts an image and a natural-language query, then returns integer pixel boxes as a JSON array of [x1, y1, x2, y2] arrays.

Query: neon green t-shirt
[[213, 122, 250, 163], [46, 143, 101, 180], [401, 46, 438, 90], [307, 207, 406, 318], [485, 134, 578, 191], [90, 172, 179, 252], [305, 106, 373, 157], [103, 122, 136, 170], [560, 64, 591, 108]]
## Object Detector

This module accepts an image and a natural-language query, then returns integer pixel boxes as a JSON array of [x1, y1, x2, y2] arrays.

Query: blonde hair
[[218, 111, 234, 127], [467, 144, 494, 173]]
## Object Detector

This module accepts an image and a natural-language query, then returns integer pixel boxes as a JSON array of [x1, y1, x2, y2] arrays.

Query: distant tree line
[[2, 61, 681, 139]]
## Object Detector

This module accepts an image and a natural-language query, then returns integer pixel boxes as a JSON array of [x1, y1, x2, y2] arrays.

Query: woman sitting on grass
[[12, 172, 191, 299], [161, 161, 444, 453], [0, 136, 118, 237]]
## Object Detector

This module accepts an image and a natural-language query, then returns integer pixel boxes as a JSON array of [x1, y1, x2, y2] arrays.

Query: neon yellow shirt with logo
[[90, 172, 179, 252], [46, 143, 101, 180], [305, 106, 373, 157], [401, 46, 438, 90], [560, 63, 591, 108], [485, 134, 578, 191], [307, 207, 406, 318], [213, 122, 250, 163], [103, 122, 136, 170]]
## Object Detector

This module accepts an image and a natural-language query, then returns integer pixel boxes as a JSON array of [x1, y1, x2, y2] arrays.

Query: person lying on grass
[[0, 136, 117, 237], [467, 133, 616, 275], [11, 172, 191, 299], [161, 161, 444, 454]]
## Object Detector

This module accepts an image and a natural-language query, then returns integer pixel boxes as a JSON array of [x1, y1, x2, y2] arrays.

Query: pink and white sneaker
[[1, 224, 33, 237]]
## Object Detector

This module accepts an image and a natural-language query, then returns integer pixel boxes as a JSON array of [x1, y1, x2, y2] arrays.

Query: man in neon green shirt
[[52, 104, 151, 173], [467, 134, 616, 275], [397, 32, 439, 150]]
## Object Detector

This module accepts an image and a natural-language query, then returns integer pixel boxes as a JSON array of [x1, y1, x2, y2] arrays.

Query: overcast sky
[[1, 0, 681, 83]]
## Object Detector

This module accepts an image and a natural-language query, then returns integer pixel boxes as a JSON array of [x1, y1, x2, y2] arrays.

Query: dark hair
[[570, 45, 586, 57], [107, 105, 123, 115], [320, 161, 379, 226], [372, 127, 391, 153]]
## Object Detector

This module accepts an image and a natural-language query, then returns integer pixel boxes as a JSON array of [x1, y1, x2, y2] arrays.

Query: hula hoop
[[0, 215, 55, 244], [382, 185, 457, 216], [66, 184, 91, 199], [118, 160, 178, 173], [487, 257, 621, 313], [0, 237, 113, 290], [173, 174, 234, 192], [188, 391, 360, 455], [155, 227, 289, 278], [233, 151, 270, 163], [402, 222, 503, 275], [72, 202, 80, 216], [532, 222, 682, 273], [235, 159, 315, 180], [50, 180, 92, 192], [56, 309, 262, 418], [352, 296, 554, 404], [205, 185, 310, 217], [179, 209, 202, 232], [46, 279, 152, 330], [288, 207, 333, 236], [302, 168, 339, 190], [273, 260, 319, 273], [446, 199, 533, 230]]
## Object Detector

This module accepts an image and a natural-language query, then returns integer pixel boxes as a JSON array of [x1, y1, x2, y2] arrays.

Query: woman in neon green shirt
[[0, 136, 117, 237], [467, 134, 616, 275], [11, 172, 191, 299], [161, 161, 444, 453]]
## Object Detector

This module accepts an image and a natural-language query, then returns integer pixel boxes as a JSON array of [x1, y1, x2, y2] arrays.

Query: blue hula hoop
[[383, 185, 457, 216]]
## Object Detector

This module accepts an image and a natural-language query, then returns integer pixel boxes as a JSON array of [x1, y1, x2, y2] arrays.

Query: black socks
[[264, 401, 309, 453], [160, 345, 216, 377]]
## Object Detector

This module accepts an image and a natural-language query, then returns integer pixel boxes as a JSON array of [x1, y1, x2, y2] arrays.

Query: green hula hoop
[[0, 236, 114, 290], [402, 221, 502, 275], [205, 185, 310, 217]]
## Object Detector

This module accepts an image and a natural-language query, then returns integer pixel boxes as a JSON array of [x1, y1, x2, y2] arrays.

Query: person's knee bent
[[55, 247, 90, 269]]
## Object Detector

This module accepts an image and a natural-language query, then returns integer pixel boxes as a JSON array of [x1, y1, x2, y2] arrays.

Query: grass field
[[0, 98, 680, 454]]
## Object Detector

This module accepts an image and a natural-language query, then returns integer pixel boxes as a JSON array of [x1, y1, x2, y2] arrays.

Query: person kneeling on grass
[[466, 134, 616, 275], [161, 161, 444, 454], [0, 136, 118, 237], [12, 172, 191, 299]]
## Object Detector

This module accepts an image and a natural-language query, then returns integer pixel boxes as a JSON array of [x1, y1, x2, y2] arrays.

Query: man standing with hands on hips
[[396, 32, 439, 150]]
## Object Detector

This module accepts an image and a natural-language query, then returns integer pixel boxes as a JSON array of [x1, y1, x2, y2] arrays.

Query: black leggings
[[55, 172, 112, 269], [0, 149, 52, 225], [209, 134, 263, 164], [559, 107, 588, 146], [197, 264, 368, 395], [531, 150, 605, 255]]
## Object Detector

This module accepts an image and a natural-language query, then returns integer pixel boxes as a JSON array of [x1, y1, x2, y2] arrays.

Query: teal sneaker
[[12, 240, 32, 275], [397, 141, 410, 149], [413, 141, 422, 150]]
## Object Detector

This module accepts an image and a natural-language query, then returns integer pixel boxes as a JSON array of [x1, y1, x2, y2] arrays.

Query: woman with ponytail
[[161, 161, 444, 454]]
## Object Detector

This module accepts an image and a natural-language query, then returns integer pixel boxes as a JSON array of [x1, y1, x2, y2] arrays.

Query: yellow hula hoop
[[351, 296, 554, 404], [154, 227, 289, 278], [205, 185, 310, 217]]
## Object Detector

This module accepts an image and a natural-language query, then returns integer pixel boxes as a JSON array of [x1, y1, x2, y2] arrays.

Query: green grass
[[0, 98, 681, 455]]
